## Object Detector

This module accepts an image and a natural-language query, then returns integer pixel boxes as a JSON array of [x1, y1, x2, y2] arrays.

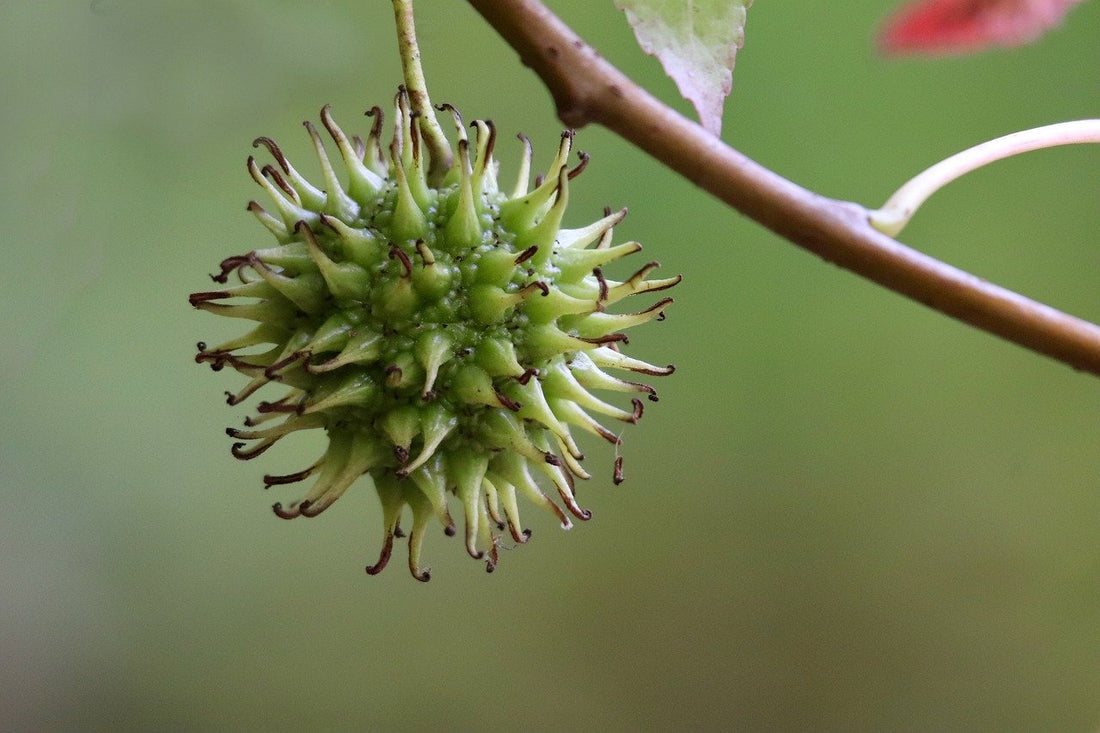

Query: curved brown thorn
[[495, 391, 522, 412], [389, 245, 413, 278], [252, 136, 290, 172], [475, 119, 497, 162], [583, 332, 629, 346], [514, 245, 538, 265], [639, 297, 674, 317], [484, 542, 499, 573], [613, 456, 625, 485], [507, 522, 532, 544], [231, 439, 276, 461], [544, 452, 562, 467], [567, 150, 590, 180], [408, 109, 423, 162], [195, 350, 251, 371], [209, 254, 250, 284], [595, 423, 622, 445], [436, 102, 462, 126], [633, 262, 680, 293], [630, 397, 644, 423], [554, 469, 585, 514], [364, 105, 384, 137], [593, 267, 609, 307], [365, 531, 395, 576], [318, 104, 343, 147], [189, 290, 230, 307], [224, 376, 268, 405], [263, 464, 318, 487], [256, 394, 303, 414], [629, 261, 659, 279], [534, 281, 550, 296], [516, 368, 537, 386], [198, 352, 224, 370], [261, 164, 295, 199], [263, 351, 308, 380], [543, 497, 571, 529], [272, 502, 301, 519], [409, 529, 432, 582], [615, 360, 675, 377], [629, 380, 660, 402], [454, 137, 471, 171], [566, 501, 591, 521]]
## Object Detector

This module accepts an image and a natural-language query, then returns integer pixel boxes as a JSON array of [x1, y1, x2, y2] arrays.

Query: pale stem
[[870, 120, 1100, 237], [391, 0, 453, 183]]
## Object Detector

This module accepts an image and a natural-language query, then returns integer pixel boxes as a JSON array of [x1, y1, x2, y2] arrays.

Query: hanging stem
[[871, 120, 1100, 237], [392, 0, 453, 183], [466, 0, 1100, 377]]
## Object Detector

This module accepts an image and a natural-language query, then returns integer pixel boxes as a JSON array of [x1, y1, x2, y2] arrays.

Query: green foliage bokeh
[[2, 1, 1098, 729]]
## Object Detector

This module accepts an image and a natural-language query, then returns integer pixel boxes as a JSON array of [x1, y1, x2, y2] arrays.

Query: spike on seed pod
[[191, 92, 679, 580]]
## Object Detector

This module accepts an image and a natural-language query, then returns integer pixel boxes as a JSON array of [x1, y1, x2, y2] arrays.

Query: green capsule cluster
[[191, 90, 678, 580]]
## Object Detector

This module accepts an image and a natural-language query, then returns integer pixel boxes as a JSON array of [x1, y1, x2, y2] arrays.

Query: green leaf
[[615, 0, 752, 136]]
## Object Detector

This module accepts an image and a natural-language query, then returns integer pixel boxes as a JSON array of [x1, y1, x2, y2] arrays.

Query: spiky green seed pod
[[191, 90, 679, 580]]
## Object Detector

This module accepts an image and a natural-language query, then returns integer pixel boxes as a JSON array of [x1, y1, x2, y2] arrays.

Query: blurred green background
[[2, 0, 1099, 729]]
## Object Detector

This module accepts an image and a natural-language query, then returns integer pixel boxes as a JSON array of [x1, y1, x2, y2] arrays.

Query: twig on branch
[[466, 0, 1100, 376], [871, 120, 1100, 237]]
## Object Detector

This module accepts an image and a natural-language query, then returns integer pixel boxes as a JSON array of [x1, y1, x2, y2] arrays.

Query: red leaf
[[879, 0, 1087, 56]]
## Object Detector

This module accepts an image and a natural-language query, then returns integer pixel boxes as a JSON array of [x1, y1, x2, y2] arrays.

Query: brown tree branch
[[466, 0, 1100, 376]]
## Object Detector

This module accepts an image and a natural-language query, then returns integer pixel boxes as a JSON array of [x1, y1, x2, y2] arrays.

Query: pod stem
[[392, 0, 453, 183], [870, 120, 1100, 237]]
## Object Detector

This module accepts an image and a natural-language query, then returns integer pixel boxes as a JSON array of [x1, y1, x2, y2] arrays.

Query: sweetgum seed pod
[[191, 92, 678, 580]]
